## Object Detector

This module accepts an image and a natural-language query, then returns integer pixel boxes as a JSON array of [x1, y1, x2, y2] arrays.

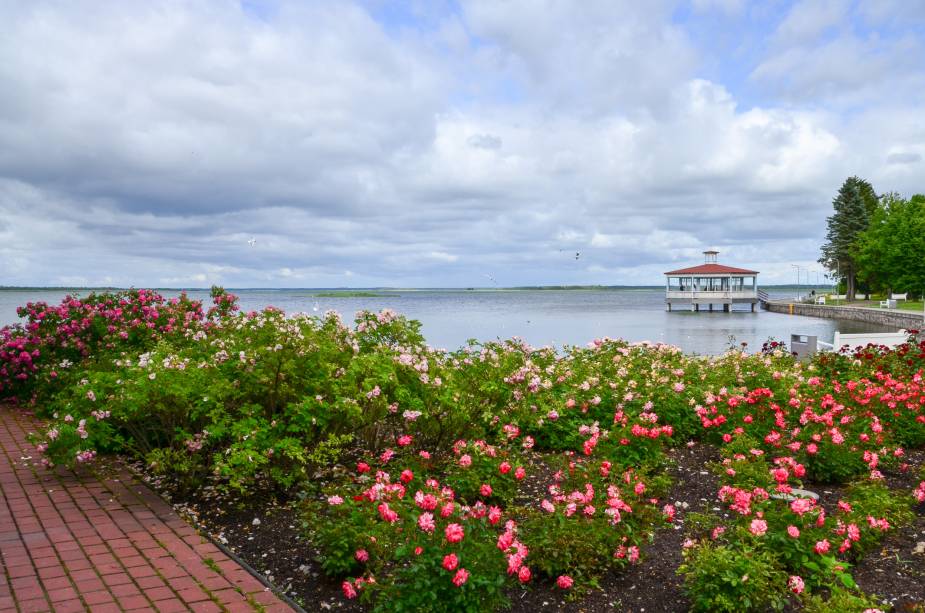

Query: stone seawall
[[764, 301, 925, 329]]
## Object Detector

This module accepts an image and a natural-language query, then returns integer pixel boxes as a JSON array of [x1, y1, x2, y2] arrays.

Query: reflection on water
[[0, 288, 896, 355]]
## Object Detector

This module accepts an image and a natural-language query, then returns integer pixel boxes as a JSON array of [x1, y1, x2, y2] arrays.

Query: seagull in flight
[[248, 237, 256, 247]]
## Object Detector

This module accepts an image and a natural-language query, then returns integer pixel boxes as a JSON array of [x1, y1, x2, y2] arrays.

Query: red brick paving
[[0, 405, 295, 612]]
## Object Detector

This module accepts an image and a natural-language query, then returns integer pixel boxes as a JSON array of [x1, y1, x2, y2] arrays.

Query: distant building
[[664, 251, 760, 312]]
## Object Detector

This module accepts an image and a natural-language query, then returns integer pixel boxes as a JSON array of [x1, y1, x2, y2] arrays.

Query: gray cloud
[[466, 133, 503, 150], [0, 1, 923, 289], [887, 152, 922, 165]]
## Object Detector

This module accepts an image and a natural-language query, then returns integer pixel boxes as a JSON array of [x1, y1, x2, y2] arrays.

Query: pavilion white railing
[[666, 289, 758, 298]]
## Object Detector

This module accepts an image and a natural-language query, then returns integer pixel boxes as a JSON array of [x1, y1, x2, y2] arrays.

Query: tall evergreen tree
[[856, 178, 880, 218], [819, 177, 876, 300]]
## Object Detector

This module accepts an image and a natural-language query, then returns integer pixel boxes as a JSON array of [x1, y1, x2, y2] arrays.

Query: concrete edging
[[764, 301, 925, 329]]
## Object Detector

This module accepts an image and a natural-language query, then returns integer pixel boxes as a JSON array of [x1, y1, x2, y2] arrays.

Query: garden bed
[[137, 443, 724, 612], [136, 442, 925, 612], [4, 289, 925, 611]]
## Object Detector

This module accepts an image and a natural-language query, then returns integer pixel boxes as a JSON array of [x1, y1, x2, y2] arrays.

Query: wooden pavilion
[[664, 251, 760, 312]]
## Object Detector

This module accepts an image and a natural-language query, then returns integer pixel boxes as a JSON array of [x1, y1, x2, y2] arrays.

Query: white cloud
[[427, 251, 460, 263], [751, 1, 925, 106]]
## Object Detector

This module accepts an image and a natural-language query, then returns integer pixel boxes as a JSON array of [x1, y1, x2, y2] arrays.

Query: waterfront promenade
[[763, 299, 925, 329], [0, 405, 294, 612]]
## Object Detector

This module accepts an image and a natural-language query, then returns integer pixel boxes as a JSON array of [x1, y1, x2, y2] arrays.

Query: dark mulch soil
[[852, 507, 925, 612], [600, 443, 721, 613], [126, 443, 925, 612]]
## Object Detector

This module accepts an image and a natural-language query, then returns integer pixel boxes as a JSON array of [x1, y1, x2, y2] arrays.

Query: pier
[[664, 251, 760, 312]]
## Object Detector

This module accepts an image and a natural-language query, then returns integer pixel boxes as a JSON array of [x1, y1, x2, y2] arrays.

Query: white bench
[[814, 296, 826, 305], [833, 330, 908, 351], [828, 294, 846, 301], [880, 299, 897, 309], [891, 293, 908, 301]]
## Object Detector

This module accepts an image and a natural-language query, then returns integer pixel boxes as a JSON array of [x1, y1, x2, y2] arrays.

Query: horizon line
[[0, 283, 834, 291]]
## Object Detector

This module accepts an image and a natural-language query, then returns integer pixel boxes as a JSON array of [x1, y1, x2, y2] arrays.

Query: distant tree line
[[819, 176, 925, 301]]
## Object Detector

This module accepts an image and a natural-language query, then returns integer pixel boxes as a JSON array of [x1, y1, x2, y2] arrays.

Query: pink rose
[[749, 518, 768, 536], [445, 523, 465, 543], [517, 565, 531, 583], [418, 512, 436, 533], [452, 568, 469, 587]]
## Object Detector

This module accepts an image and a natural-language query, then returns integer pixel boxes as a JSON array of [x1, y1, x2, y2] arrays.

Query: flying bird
[[575, 252, 580, 260], [248, 237, 256, 247]]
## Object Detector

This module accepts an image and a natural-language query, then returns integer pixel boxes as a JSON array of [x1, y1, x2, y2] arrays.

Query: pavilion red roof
[[664, 263, 759, 275]]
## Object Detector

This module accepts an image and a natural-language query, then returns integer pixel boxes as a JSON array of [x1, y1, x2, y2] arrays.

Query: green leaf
[[837, 573, 856, 589]]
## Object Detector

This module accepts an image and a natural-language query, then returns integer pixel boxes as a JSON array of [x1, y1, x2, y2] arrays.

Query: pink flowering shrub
[[306, 460, 512, 612], [0, 288, 206, 400], [28, 300, 493, 491], [504, 339, 709, 450], [519, 455, 668, 589], [683, 455, 914, 607], [440, 439, 522, 506]]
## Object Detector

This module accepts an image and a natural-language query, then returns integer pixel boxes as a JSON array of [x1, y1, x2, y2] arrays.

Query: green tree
[[856, 178, 880, 218], [819, 177, 876, 300], [856, 193, 925, 296]]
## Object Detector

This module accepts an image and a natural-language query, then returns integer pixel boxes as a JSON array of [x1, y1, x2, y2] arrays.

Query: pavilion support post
[[694, 304, 699, 312], [709, 304, 713, 312], [723, 304, 730, 312], [750, 303, 755, 312]]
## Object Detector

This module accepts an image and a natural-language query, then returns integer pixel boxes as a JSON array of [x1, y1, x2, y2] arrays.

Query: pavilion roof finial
[[703, 250, 718, 264]]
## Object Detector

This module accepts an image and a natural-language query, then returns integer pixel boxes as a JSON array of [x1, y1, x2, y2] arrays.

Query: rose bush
[[3, 291, 924, 610]]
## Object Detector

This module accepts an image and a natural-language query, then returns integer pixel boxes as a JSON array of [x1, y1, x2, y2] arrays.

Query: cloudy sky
[[1, 0, 924, 288]]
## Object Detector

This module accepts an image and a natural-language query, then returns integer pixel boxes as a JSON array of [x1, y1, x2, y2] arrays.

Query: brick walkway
[[0, 405, 294, 612]]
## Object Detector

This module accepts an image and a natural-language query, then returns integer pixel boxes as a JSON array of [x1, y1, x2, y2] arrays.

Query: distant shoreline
[[0, 284, 831, 292]]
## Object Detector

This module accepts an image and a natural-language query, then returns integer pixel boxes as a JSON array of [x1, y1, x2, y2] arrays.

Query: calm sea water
[[0, 288, 892, 355]]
